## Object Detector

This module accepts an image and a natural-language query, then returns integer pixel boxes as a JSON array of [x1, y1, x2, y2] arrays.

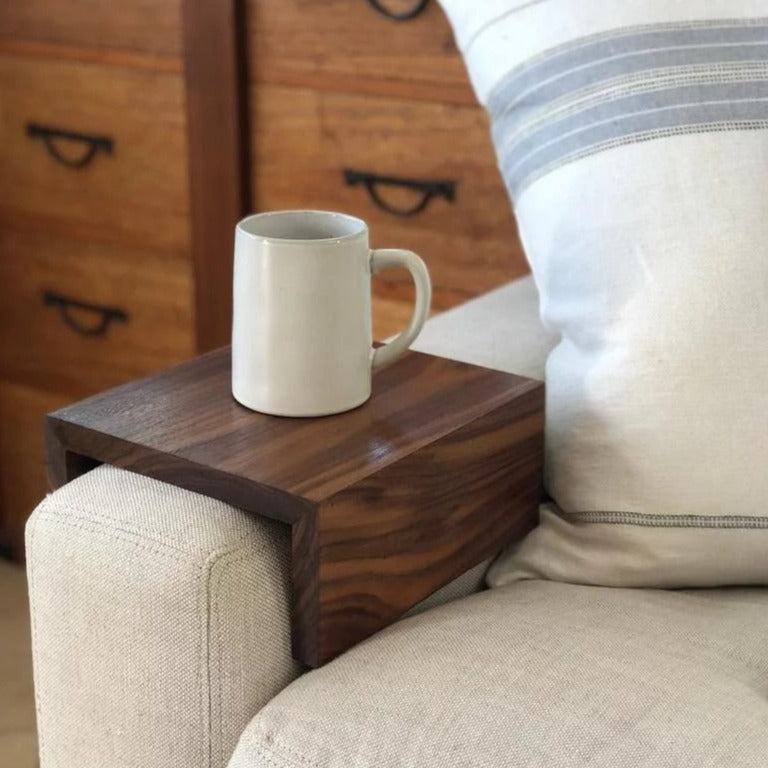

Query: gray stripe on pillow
[[488, 19, 768, 116], [565, 509, 768, 529], [503, 88, 768, 192], [488, 19, 768, 197]]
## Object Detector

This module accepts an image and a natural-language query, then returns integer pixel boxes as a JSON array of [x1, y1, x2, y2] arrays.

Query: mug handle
[[370, 249, 432, 370]]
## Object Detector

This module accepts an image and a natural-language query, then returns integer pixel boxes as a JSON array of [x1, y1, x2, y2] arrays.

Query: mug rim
[[237, 210, 368, 244]]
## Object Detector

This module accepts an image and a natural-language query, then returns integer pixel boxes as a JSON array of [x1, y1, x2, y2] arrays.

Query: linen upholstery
[[437, 0, 768, 587], [229, 581, 768, 768], [26, 464, 301, 768], [27, 428, 507, 766]]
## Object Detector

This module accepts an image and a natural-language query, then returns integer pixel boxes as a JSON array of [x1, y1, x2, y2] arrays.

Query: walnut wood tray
[[45, 347, 544, 667]]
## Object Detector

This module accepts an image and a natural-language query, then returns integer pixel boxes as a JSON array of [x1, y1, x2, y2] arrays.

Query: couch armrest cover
[[26, 464, 301, 768], [26, 278, 551, 767]]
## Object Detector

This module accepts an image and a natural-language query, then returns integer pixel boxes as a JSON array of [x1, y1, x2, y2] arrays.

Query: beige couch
[[26, 277, 768, 768]]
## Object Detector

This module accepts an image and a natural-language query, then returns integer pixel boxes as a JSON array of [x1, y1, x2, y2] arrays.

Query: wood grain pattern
[[0, 382, 74, 561], [0, 0, 242, 560], [0, 0, 182, 57], [0, 39, 182, 74], [246, 0, 475, 104], [182, 0, 248, 351], [251, 84, 527, 309], [0, 228, 195, 397], [46, 346, 544, 666], [0, 53, 189, 255], [309, 388, 543, 663]]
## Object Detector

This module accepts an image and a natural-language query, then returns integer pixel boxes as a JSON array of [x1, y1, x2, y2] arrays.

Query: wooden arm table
[[45, 347, 544, 667]]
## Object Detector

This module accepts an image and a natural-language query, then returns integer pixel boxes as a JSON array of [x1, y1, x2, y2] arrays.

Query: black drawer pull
[[365, 0, 429, 20], [344, 169, 455, 217], [26, 123, 114, 169], [42, 290, 128, 337]]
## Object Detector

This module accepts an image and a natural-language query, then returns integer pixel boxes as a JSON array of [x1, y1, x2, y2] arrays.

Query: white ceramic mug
[[232, 210, 432, 416]]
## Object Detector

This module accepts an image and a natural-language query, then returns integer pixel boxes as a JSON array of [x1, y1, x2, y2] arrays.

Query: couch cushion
[[228, 581, 768, 768], [433, 0, 768, 587]]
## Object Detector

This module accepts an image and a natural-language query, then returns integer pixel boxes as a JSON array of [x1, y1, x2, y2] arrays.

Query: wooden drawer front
[[0, 0, 181, 57], [247, 0, 474, 103], [0, 229, 195, 397], [251, 85, 527, 309], [0, 54, 189, 254], [0, 381, 72, 561]]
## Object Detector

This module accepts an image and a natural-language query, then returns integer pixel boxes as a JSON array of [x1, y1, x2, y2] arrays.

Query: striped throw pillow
[[438, 0, 768, 587]]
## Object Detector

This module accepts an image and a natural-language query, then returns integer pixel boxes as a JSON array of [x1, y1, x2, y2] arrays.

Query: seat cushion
[[228, 581, 768, 768]]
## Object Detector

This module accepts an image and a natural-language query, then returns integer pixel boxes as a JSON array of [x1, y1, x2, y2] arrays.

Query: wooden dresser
[[0, 0, 194, 560], [245, 0, 526, 319], [0, 0, 526, 561]]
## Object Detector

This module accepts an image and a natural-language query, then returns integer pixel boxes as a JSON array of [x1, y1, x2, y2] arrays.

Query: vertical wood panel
[[181, 0, 249, 351]]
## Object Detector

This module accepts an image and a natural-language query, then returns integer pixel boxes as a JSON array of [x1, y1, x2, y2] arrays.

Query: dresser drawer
[[0, 381, 73, 561], [0, 0, 181, 57], [0, 229, 195, 396], [0, 54, 189, 254], [247, 0, 473, 103], [251, 85, 526, 308]]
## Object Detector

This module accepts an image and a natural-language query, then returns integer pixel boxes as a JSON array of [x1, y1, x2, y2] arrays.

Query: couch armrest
[[412, 275, 558, 381], [26, 279, 549, 768], [26, 465, 490, 768], [26, 464, 302, 768]]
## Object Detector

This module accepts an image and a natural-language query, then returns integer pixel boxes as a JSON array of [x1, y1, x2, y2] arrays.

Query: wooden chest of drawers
[[0, 2, 192, 560], [0, 0, 527, 561], [246, 0, 527, 314], [0, 54, 189, 252]]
